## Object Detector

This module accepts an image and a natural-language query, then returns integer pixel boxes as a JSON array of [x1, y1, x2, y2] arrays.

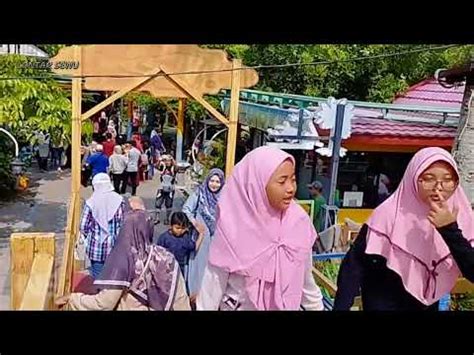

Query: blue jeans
[[89, 261, 105, 279]]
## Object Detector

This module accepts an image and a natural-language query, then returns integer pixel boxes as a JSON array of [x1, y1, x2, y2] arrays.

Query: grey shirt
[[109, 154, 129, 174], [126, 147, 141, 172]]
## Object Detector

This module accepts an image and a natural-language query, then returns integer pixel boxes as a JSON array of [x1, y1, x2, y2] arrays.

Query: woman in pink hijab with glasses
[[334, 147, 474, 311], [197, 146, 324, 311]]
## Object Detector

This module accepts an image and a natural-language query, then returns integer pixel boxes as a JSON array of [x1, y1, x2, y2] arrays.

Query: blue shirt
[[87, 152, 109, 177], [157, 230, 195, 267]]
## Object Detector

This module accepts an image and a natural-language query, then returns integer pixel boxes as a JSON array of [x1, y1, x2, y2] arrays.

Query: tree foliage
[[210, 44, 473, 102], [0, 54, 74, 145]]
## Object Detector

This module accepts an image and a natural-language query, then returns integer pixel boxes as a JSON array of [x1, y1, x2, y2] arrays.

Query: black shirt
[[333, 222, 474, 311]]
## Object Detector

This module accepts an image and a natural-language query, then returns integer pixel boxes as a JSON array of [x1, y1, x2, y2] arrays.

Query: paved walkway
[[0, 167, 188, 310]]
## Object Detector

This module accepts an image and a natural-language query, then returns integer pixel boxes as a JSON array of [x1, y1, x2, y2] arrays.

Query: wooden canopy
[[51, 45, 258, 297]]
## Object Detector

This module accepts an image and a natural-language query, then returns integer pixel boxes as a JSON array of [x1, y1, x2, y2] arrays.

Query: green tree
[[36, 45, 68, 57], [210, 44, 473, 103], [0, 54, 75, 145]]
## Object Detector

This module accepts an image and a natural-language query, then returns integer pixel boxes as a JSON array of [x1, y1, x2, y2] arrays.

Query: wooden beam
[[20, 234, 55, 310], [161, 66, 229, 127], [312, 267, 337, 298], [81, 69, 163, 122], [11, 233, 55, 310], [225, 59, 241, 177], [158, 98, 178, 124], [176, 98, 186, 162], [20, 254, 55, 310], [10, 234, 35, 310]]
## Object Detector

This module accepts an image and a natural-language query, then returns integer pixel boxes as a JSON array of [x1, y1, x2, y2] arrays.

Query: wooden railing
[[312, 265, 362, 310], [10, 233, 56, 310]]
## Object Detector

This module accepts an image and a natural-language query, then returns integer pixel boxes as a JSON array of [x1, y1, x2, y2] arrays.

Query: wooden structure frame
[[50, 45, 258, 297]]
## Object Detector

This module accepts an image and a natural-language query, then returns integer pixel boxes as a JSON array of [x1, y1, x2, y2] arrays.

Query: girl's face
[[417, 161, 458, 204], [266, 159, 297, 211], [208, 175, 222, 193]]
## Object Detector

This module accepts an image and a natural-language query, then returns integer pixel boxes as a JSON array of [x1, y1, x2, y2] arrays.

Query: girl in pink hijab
[[196, 146, 324, 311], [334, 147, 474, 310]]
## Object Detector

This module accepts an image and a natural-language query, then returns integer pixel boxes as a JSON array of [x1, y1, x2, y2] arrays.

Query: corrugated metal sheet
[[393, 78, 464, 109], [351, 117, 457, 138]]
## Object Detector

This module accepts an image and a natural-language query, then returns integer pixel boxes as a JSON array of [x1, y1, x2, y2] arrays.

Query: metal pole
[[328, 104, 345, 206], [297, 108, 304, 141], [0, 128, 19, 157]]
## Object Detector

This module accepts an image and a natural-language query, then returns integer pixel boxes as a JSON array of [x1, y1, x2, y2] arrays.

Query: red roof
[[351, 117, 457, 138], [393, 78, 464, 109]]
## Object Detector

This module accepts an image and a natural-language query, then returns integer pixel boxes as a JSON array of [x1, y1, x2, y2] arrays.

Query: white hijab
[[85, 173, 123, 240]]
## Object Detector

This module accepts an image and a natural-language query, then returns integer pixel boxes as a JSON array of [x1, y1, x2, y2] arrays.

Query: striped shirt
[[79, 202, 125, 262]]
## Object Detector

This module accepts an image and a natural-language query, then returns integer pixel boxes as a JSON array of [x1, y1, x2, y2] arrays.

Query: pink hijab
[[366, 147, 474, 305], [208, 146, 317, 310]]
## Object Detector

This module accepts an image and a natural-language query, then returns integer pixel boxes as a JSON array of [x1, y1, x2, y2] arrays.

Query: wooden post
[[176, 98, 186, 162], [10, 234, 35, 310], [58, 45, 82, 298], [71, 45, 83, 246], [225, 59, 241, 177]]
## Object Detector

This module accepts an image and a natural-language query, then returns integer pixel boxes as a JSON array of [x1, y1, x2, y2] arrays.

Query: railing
[[10, 233, 56, 310], [221, 88, 460, 120]]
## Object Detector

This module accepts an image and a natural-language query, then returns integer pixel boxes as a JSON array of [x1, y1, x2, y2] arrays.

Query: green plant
[[199, 138, 226, 179], [0, 138, 15, 196], [0, 54, 73, 145], [314, 260, 341, 301], [450, 294, 474, 311]]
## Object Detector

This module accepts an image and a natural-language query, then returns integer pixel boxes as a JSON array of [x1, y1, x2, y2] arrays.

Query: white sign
[[314, 97, 354, 157]]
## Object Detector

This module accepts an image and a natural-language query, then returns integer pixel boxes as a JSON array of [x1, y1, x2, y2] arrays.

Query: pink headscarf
[[366, 147, 474, 305], [208, 146, 317, 310]]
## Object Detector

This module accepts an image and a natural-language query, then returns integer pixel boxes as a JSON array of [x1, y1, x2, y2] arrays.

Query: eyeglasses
[[418, 177, 457, 191]]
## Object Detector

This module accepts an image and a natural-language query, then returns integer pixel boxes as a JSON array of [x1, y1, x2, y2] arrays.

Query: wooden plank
[[312, 267, 337, 298], [19, 254, 54, 310], [81, 68, 163, 122], [161, 66, 229, 127], [34, 233, 55, 310], [10, 234, 35, 310], [33, 233, 55, 257], [225, 59, 241, 177], [51, 45, 259, 99]]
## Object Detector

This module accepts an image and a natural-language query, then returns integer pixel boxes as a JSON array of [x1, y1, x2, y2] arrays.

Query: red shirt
[[102, 139, 116, 157]]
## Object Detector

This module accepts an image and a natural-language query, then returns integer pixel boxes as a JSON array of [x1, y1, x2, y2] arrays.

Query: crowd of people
[[81, 122, 167, 197], [54, 136, 474, 311]]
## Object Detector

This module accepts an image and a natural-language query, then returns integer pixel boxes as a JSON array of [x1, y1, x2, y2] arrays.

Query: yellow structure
[[337, 208, 373, 225], [50, 45, 259, 297]]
